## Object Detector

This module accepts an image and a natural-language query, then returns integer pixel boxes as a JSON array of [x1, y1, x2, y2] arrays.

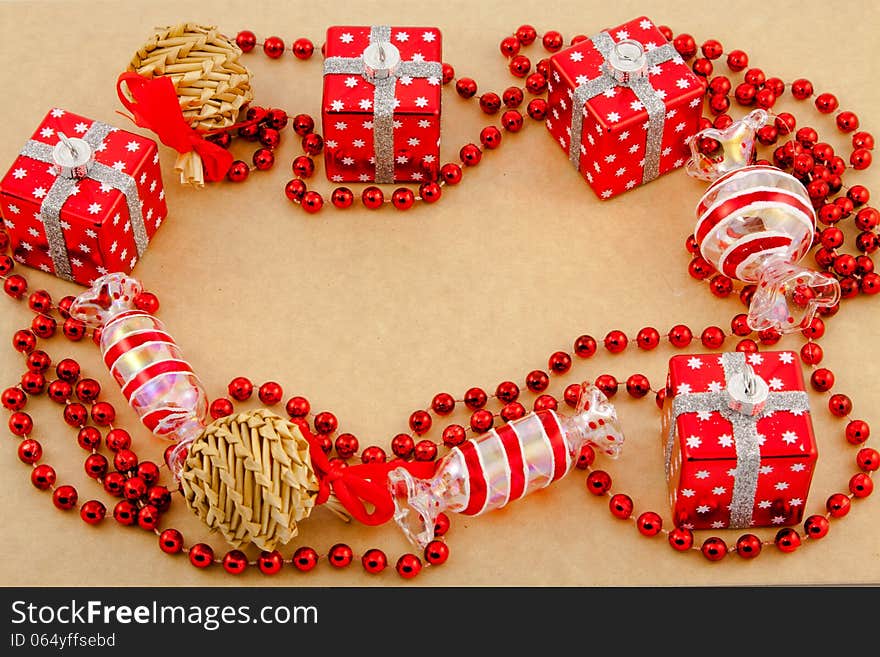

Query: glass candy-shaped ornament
[[388, 383, 624, 548], [69, 273, 208, 470], [686, 109, 840, 333]]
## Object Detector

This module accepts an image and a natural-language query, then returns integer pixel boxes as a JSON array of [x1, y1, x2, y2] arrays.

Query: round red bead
[[396, 554, 422, 579], [857, 448, 880, 472], [360, 446, 386, 463], [258, 550, 284, 575], [424, 540, 449, 565], [625, 374, 651, 398], [603, 330, 628, 353], [525, 370, 550, 392], [361, 549, 387, 574], [636, 511, 662, 536], [330, 187, 354, 208], [329, 543, 353, 568], [292, 38, 314, 60], [701, 537, 728, 561], [391, 188, 415, 210], [846, 420, 871, 445], [441, 424, 466, 447], [668, 324, 693, 348], [222, 550, 248, 575], [293, 546, 319, 571], [826, 493, 851, 517], [735, 534, 762, 558], [52, 484, 78, 510], [464, 387, 488, 410], [80, 500, 106, 525], [501, 402, 526, 422], [17, 438, 42, 464], [586, 470, 612, 495], [574, 334, 597, 357], [609, 493, 633, 519], [189, 543, 214, 568], [313, 411, 338, 435], [810, 368, 834, 392], [262, 36, 285, 58], [775, 528, 801, 553], [470, 409, 494, 433], [850, 473, 873, 498], [668, 527, 694, 551], [804, 515, 829, 539], [362, 186, 384, 209], [391, 433, 415, 458]]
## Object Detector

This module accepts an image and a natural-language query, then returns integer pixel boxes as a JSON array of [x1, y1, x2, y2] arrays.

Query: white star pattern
[[125, 141, 140, 152], [674, 121, 686, 133], [27, 227, 39, 237], [152, 153, 158, 164], [50, 108, 65, 118], [331, 100, 345, 112], [674, 158, 685, 167], [615, 166, 626, 177], [112, 214, 120, 226], [649, 64, 663, 76], [775, 481, 790, 491], [760, 465, 774, 475], [88, 203, 101, 215], [689, 98, 701, 108], [358, 99, 372, 110], [661, 146, 672, 157], [146, 208, 153, 220], [109, 241, 118, 254], [72, 122, 89, 134], [123, 221, 131, 234], [718, 434, 734, 448], [625, 180, 637, 189], [768, 377, 784, 390], [604, 154, 617, 163], [602, 88, 616, 98], [339, 32, 354, 44], [686, 435, 702, 449], [99, 182, 112, 193], [681, 489, 695, 498], [576, 74, 589, 85], [418, 120, 432, 128], [776, 353, 795, 366], [393, 119, 402, 128], [427, 76, 440, 86], [712, 486, 727, 495], [342, 157, 355, 166], [747, 353, 764, 365], [399, 75, 413, 86], [12, 168, 27, 179], [756, 433, 766, 446], [630, 100, 644, 111], [758, 500, 772, 509], [325, 140, 338, 149], [615, 30, 630, 40], [781, 431, 798, 445], [352, 139, 366, 148], [139, 172, 147, 185], [711, 521, 726, 529], [707, 381, 723, 393], [40, 127, 54, 139], [412, 173, 423, 180], [396, 155, 409, 164], [696, 410, 712, 421], [677, 383, 692, 395], [411, 53, 425, 63], [789, 498, 803, 507], [639, 19, 653, 29], [78, 243, 91, 254], [695, 470, 710, 480], [344, 76, 359, 88], [120, 248, 127, 261], [331, 175, 344, 182], [335, 121, 348, 131], [727, 468, 737, 477], [422, 31, 436, 42], [85, 229, 97, 238], [696, 505, 711, 514], [587, 133, 595, 146], [20, 241, 31, 251], [628, 144, 639, 154], [570, 51, 584, 62], [395, 31, 409, 42], [129, 256, 137, 269], [414, 96, 429, 108], [666, 108, 678, 119], [158, 190, 164, 201], [149, 180, 156, 193], [676, 77, 691, 89], [39, 264, 50, 272], [772, 516, 786, 525], [70, 257, 82, 267], [96, 266, 108, 275], [60, 220, 70, 230], [407, 137, 421, 147], [112, 161, 125, 171], [422, 154, 435, 163], [593, 161, 601, 173], [552, 109, 560, 121], [32, 187, 47, 199], [358, 174, 370, 182], [600, 190, 612, 199], [687, 357, 702, 370], [790, 463, 806, 472]]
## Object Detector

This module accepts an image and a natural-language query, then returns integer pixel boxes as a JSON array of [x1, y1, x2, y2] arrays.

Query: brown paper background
[[1, 0, 878, 587]]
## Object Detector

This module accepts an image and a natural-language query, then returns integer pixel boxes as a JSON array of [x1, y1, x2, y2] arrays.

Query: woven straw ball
[[180, 409, 319, 551], [128, 23, 253, 131]]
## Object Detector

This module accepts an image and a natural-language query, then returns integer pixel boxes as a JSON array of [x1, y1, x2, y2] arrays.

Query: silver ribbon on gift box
[[323, 25, 442, 184], [19, 121, 147, 283], [568, 32, 677, 185], [664, 352, 810, 528]]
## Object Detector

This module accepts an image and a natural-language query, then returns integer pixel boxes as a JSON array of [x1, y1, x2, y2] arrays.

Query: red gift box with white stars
[[0, 108, 166, 286], [662, 350, 818, 530], [546, 16, 704, 199], [322, 25, 442, 183]]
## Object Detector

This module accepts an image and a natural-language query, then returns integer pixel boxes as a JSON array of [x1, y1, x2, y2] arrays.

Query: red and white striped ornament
[[389, 383, 624, 547]]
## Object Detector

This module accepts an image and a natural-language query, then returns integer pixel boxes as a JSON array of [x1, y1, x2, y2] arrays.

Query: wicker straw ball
[[180, 409, 320, 551], [128, 23, 253, 131]]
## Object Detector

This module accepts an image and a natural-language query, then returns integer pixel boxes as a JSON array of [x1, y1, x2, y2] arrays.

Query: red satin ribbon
[[301, 423, 437, 526], [116, 72, 233, 181]]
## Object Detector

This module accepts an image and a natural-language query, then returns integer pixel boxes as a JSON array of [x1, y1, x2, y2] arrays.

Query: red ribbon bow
[[116, 72, 233, 182], [303, 426, 437, 526]]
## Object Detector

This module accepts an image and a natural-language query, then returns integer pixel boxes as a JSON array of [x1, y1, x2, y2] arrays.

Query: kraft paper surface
[[0, 0, 878, 587]]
